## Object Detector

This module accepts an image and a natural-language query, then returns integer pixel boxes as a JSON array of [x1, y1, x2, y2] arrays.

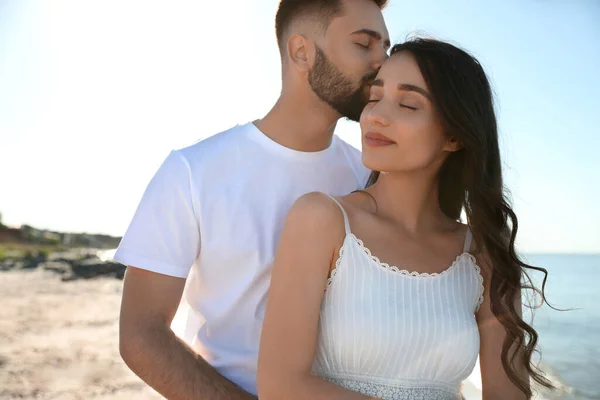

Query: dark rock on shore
[[64, 258, 125, 281], [0, 249, 125, 281]]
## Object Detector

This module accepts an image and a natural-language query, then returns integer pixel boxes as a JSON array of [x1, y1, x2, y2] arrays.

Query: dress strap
[[325, 195, 351, 235], [463, 227, 473, 253]]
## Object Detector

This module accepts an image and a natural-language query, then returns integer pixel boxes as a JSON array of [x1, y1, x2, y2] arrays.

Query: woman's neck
[[366, 170, 450, 234]]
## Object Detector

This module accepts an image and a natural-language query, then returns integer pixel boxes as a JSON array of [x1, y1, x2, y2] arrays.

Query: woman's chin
[[361, 156, 389, 173]]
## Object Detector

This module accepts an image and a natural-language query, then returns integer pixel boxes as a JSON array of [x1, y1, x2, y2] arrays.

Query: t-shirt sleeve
[[113, 150, 200, 278]]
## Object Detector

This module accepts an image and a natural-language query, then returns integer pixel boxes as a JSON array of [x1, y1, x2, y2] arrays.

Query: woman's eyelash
[[368, 100, 417, 111], [400, 104, 417, 110], [356, 43, 370, 49]]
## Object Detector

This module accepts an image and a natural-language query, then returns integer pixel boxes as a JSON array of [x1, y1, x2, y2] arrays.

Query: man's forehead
[[331, 1, 388, 36]]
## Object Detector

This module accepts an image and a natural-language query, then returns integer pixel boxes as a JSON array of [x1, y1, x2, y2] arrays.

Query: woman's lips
[[364, 131, 396, 147]]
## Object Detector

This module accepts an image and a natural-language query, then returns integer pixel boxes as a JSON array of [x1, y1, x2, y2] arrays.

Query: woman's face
[[360, 51, 459, 175]]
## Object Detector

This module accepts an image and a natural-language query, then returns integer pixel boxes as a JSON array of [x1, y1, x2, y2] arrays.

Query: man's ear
[[286, 34, 314, 73]]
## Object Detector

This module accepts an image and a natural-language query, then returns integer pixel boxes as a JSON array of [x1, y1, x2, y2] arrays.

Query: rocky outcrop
[[0, 249, 126, 281]]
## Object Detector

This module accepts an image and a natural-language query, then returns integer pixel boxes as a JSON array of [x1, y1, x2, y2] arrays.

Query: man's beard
[[308, 45, 375, 122]]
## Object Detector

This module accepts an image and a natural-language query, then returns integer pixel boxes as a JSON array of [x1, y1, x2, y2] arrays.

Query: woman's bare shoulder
[[285, 192, 347, 238]]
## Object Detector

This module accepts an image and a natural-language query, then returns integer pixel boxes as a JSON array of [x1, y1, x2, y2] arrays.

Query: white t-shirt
[[113, 122, 369, 395]]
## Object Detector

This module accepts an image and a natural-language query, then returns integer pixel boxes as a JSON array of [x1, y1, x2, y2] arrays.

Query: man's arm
[[119, 266, 257, 400]]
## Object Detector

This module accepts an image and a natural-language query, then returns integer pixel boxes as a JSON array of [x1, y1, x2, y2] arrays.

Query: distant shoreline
[[0, 223, 121, 250]]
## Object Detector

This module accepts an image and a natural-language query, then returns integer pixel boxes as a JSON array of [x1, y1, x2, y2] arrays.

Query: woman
[[257, 37, 552, 400]]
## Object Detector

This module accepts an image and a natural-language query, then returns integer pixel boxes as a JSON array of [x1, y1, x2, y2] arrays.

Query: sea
[[101, 250, 600, 399], [523, 253, 600, 399]]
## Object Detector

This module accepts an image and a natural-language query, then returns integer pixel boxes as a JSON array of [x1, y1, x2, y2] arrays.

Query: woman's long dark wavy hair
[[366, 37, 553, 397]]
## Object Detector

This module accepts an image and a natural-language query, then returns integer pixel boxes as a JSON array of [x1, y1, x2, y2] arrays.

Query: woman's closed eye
[[367, 98, 418, 111], [397, 94, 422, 110], [400, 103, 418, 111]]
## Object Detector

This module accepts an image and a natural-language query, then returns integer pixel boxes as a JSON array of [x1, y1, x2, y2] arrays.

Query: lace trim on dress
[[324, 234, 486, 308], [350, 233, 466, 277], [469, 253, 485, 312], [325, 240, 346, 289]]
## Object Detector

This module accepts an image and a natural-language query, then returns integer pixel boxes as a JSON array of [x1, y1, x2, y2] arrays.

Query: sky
[[0, 0, 598, 253]]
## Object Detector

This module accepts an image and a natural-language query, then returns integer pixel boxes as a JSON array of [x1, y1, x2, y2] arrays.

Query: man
[[115, 0, 390, 398]]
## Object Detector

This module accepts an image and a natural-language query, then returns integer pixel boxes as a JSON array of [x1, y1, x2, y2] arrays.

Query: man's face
[[308, 0, 390, 122]]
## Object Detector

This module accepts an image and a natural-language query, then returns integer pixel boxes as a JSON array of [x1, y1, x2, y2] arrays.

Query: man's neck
[[254, 92, 341, 152]]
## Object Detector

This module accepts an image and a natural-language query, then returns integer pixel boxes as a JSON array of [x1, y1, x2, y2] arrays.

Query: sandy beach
[[0, 268, 162, 400]]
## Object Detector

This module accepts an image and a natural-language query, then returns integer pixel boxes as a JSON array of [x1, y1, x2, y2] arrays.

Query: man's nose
[[371, 47, 389, 72]]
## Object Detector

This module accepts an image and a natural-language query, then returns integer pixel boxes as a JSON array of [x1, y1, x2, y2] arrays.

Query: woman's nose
[[365, 101, 391, 127]]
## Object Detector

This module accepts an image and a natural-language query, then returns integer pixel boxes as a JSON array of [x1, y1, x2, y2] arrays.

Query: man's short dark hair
[[275, 0, 388, 52]]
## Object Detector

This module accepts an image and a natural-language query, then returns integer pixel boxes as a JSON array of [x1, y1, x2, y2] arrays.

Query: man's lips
[[365, 131, 395, 146]]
